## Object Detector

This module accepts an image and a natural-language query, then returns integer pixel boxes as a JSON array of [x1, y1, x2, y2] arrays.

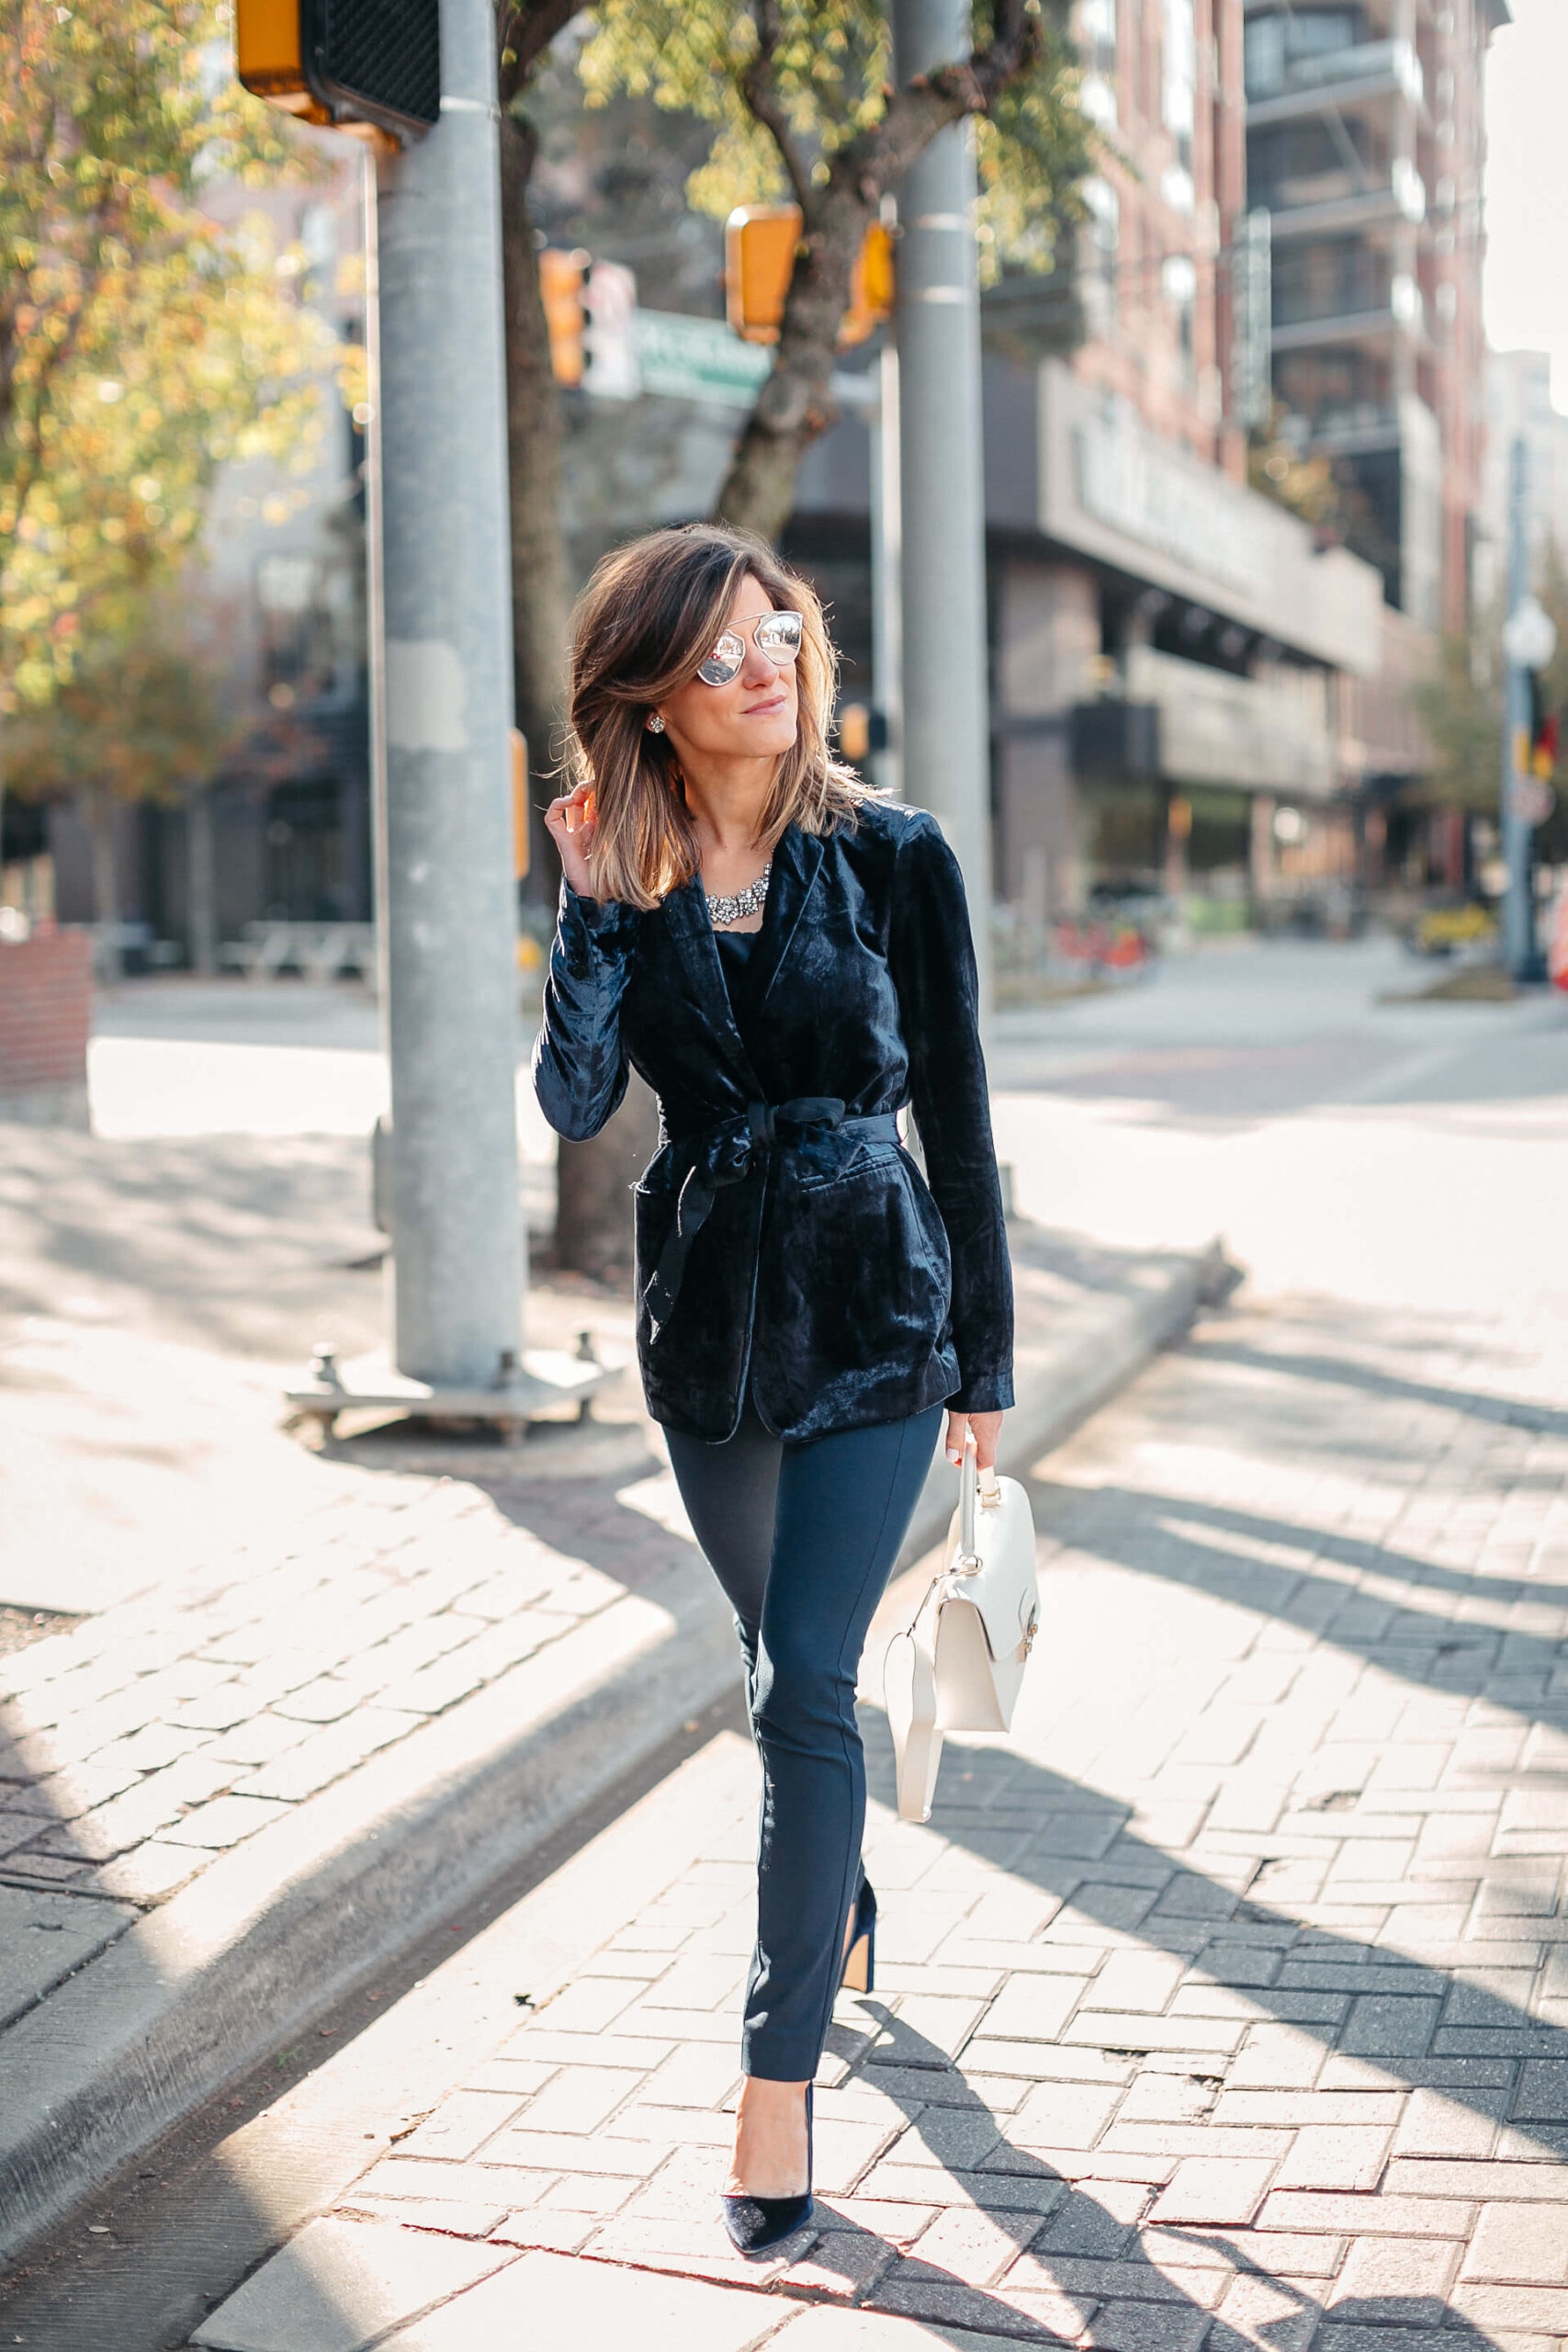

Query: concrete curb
[[0, 1230, 1224, 2260]]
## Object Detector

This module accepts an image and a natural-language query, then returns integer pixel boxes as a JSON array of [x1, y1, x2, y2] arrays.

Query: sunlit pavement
[[991, 936, 1568, 1336], [7, 940, 1565, 2350]]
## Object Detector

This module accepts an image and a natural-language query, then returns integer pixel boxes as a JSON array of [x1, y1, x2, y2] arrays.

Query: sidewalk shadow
[[1186, 1331, 1568, 1443], [1032, 1477, 1568, 1724], [804, 2007, 1510, 2350]]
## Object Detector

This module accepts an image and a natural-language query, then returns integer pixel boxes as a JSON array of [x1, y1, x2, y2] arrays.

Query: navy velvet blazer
[[532, 797, 1015, 1442]]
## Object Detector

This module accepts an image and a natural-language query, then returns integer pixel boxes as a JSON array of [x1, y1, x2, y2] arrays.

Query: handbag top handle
[[958, 1431, 979, 1566], [958, 1430, 1005, 1571]]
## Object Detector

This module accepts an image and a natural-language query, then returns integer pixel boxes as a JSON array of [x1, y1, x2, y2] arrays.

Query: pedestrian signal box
[[235, 0, 440, 141], [726, 207, 894, 348]]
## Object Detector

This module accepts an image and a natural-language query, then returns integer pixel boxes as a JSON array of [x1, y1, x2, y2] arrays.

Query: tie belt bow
[[643, 1099, 900, 1333]]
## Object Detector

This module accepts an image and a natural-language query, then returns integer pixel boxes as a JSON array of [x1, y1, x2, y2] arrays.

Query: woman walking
[[534, 524, 1013, 2251]]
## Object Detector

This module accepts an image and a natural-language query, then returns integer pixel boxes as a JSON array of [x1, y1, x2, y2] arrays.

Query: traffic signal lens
[[540, 249, 588, 387]]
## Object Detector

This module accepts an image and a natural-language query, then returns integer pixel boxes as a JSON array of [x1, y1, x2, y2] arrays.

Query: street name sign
[[634, 311, 773, 409]]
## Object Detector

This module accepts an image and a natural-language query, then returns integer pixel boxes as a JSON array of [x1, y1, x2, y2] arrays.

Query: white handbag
[[883, 1433, 1040, 1822]]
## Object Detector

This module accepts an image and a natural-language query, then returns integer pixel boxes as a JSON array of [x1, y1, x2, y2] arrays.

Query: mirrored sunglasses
[[695, 608, 804, 686]]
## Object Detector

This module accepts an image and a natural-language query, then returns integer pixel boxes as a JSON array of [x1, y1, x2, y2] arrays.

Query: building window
[[1163, 0, 1196, 173], [1083, 177, 1121, 335], [1162, 252, 1197, 379], [1243, 8, 1362, 101], [256, 554, 344, 707], [1080, 0, 1116, 77]]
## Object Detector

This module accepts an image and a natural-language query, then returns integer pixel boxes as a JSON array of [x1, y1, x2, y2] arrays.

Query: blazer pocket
[[793, 1136, 903, 1194], [632, 1163, 679, 1294]]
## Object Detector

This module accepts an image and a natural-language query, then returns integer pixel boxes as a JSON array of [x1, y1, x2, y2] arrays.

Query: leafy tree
[[1248, 403, 1339, 531], [1410, 623, 1503, 818], [498, 1, 586, 889], [4, 599, 235, 973], [579, 0, 1091, 537], [0, 2, 344, 747], [1410, 551, 1568, 862]]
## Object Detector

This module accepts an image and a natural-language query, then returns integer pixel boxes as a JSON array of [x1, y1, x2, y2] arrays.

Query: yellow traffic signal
[[842, 223, 895, 348], [512, 729, 530, 880], [725, 208, 894, 348], [838, 703, 872, 763], [540, 249, 589, 388], [235, 0, 437, 139], [726, 208, 803, 345]]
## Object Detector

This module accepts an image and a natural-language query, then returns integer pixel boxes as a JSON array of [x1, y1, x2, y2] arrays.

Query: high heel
[[720, 2085, 815, 2255], [840, 1878, 876, 1996]]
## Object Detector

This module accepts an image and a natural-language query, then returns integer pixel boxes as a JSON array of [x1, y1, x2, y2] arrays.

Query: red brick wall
[[0, 931, 92, 1100]]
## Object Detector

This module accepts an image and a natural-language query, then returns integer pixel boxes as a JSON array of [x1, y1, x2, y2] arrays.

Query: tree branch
[[847, 0, 1041, 201], [739, 0, 815, 213], [495, 0, 581, 111], [713, 0, 1046, 539]]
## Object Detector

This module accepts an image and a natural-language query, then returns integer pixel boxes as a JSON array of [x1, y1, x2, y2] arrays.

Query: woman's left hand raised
[[946, 1410, 1003, 1472]]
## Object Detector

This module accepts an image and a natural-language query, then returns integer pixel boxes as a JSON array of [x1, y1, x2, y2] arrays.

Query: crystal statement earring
[[646, 712, 665, 733]]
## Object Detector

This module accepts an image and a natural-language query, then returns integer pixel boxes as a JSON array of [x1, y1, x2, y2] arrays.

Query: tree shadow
[[795, 2004, 1514, 2350], [1185, 1334, 1568, 1444], [1031, 1478, 1568, 1724]]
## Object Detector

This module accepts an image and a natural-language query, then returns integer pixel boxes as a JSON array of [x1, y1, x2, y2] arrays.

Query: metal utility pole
[[869, 337, 904, 802], [1499, 435, 1554, 985], [373, 0, 523, 1392], [891, 0, 994, 1021]]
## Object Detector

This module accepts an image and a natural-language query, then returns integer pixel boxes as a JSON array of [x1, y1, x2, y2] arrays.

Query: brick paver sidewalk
[[198, 1284, 1568, 2351]]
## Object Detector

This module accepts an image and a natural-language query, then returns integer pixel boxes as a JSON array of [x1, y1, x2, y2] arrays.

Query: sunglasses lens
[[696, 630, 744, 685], [757, 613, 802, 661]]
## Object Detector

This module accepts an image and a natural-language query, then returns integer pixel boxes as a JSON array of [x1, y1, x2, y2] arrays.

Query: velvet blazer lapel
[[750, 823, 824, 1012]]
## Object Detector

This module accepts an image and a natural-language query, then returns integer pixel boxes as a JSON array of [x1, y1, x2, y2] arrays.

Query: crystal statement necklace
[[706, 860, 772, 930]]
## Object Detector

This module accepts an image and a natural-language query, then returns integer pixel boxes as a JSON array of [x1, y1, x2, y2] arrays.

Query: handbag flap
[[944, 1476, 1039, 1661]]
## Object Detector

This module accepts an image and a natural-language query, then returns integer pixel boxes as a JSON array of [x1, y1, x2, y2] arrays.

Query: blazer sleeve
[[531, 881, 638, 1141], [888, 813, 1015, 1415]]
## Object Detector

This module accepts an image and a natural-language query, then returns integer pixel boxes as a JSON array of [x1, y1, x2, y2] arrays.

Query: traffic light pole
[[890, 0, 994, 1024], [1501, 435, 1544, 984], [368, 0, 526, 1397]]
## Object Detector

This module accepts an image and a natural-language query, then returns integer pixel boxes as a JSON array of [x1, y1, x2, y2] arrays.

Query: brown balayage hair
[[563, 524, 872, 910]]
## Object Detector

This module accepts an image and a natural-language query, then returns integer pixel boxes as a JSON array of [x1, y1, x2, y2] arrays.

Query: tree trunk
[[551, 1067, 660, 1288], [85, 799, 121, 981], [496, 83, 660, 1281], [714, 189, 871, 543], [186, 784, 218, 974], [499, 104, 572, 904]]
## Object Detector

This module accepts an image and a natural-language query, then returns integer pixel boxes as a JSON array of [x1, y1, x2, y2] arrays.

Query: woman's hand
[[544, 784, 598, 899], [946, 1409, 1003, 1473]]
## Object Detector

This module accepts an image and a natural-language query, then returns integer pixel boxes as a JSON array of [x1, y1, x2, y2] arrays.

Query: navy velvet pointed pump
[[840, 1878, 877, 1996], [720, 2085, 815, 2255]]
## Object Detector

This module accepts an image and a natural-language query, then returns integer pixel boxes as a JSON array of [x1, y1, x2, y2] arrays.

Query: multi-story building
[[1477, 349, 1568, 611], [33, 143, 372, 956], [1245, 0, 1507, 636], [853, 0, 1389, 929]]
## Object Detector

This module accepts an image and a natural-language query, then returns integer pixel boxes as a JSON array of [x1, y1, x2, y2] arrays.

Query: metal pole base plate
[[284, 1347, 613, 1439]]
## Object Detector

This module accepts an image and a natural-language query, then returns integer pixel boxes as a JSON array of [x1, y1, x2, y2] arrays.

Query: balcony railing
[[1246, 36, 1423, 111], [1271, 269, 1424, 342], [1274, 268, 1392, 327], [1253, 157, 1426, 232], [1277, 398, 1399, 447]]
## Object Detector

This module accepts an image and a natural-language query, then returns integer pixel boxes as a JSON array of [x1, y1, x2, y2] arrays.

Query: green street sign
[[633, 311, 773, 409]]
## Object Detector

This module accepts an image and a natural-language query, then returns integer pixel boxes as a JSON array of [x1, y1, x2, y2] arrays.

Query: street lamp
[[1502, 595, 1558, 674]]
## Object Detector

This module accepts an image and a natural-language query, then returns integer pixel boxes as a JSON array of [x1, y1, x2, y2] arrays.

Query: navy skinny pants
[[666, 1397, 944, 2082]]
